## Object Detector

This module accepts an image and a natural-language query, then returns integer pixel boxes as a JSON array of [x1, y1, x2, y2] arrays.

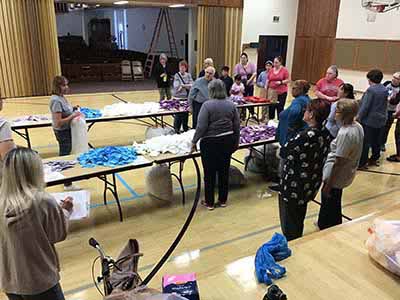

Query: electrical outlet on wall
[[273, 16, 280, 23]]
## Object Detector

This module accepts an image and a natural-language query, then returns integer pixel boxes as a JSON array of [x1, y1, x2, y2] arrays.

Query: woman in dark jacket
[[279, 98, 332, 241], [191, 79, 240, 210]]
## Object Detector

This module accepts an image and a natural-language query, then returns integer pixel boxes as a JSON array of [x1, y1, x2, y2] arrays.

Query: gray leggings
[[7, 284, 65, 300]]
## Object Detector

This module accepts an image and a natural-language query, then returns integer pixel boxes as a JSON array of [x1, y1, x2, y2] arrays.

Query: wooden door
[[292, 0, 341, 83]]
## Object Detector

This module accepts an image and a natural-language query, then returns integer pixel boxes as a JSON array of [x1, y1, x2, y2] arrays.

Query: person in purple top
[[234, 52, 257, 118]]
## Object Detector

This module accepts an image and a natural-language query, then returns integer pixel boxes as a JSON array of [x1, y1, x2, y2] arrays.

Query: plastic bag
[[105, 287, 189, 300], [71, 116, 89, 154], [366, 219, 400, 276], [145, 127, 175, 140], [145, 164, 173, 201], [255, 233, 292, 285]]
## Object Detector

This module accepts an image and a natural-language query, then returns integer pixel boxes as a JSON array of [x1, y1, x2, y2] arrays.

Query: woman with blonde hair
[[318, 99, 363, 229], [0, 147, 73, 300], [49, 76, 82, 190]]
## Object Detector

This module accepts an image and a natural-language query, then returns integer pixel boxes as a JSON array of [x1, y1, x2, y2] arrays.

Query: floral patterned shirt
[[279, 127, 332, 205]]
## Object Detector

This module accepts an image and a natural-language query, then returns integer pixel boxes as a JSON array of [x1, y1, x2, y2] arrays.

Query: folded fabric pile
[[240, 125, 276, 144], [78, 146, 138, 168], [133, 130, 195, 157], [255, 233, 292, 285], [102, 102, 160, 117], [13, 115, 50, 123], [80, 107, 102, 119], [159, 99, 189, 111], [230, 95, 247, 105], [44, 160, 76, 172]]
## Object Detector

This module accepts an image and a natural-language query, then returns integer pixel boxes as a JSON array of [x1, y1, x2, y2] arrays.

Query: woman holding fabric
[[191, 79, 240, 210], [234, 52, 257, 118], [266, 56, 290, 120], [315, 65, 344, 103], [49, 76, 82, 191], [172, 60, 193, 133], [0, 147, 73, 300], [279, 99, 331, 241]]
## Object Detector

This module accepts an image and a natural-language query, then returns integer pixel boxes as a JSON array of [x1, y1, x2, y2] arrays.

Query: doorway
[[257, 35, 288, 73]]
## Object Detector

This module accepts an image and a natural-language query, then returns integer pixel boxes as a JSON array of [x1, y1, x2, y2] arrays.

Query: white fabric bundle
[[133, 130, 195, 157], [71, 116, 89, 154], [102, 102, 160, 117]]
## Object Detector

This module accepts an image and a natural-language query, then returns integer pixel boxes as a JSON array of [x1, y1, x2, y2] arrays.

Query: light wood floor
[[1, 88, 400, 300]]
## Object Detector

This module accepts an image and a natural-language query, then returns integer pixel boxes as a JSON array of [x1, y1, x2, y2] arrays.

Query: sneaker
[[64, 184, 81, 191], [201, 201, 214, 211], [368, 159, 380, 167], [217, 202, 227, 208], [268, 184, 280, 192], [357, 164, 368, 171]]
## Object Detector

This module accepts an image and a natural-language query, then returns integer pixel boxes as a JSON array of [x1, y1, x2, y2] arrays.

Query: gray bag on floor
[[145, 127, 175, 140], [145, 164, 173, 201], [245, 143, 280, 176], [216, 165, 247, 186]]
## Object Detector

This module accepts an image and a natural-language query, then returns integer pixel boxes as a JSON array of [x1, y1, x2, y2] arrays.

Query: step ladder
[[144, 8, 179, 78]]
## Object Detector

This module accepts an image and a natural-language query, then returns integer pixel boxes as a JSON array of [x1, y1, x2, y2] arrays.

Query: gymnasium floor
[[1, 88, 400, 300]]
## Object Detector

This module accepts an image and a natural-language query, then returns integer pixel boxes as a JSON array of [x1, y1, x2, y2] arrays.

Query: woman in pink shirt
[[315, 65, 344, 103], [266, 56, 290, 120]]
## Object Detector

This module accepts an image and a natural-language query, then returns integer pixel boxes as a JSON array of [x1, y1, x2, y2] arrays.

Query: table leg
[[168, 160, 186, 206], [98, 174, 124, 222]]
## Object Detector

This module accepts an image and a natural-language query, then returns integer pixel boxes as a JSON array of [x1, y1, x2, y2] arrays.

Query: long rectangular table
[[10, 102, 272, 148], [44, 137, 277, 222]]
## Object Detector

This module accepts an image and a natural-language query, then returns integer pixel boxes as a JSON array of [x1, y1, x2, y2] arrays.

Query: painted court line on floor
[[64, 187, 400, 297]]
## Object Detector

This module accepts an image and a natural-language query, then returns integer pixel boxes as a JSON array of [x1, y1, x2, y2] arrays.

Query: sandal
[[386, 155, 400, 163]]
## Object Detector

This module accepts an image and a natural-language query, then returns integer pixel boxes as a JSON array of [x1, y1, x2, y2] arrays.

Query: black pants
[[53, 129, 72, 156], [53, 129, 72, 186], [269, 92, 287, 120], [359, 124, 383, 166], [278, 195, 308, 241], [245, 84, 255, 115], [396, 120, 400, 156], [174, 112, 189, 133], [200, 134, 236, 206], [7, 283, 65, 300], [192, 101, 203, 129], [381, 111, 395, 146], [317, 186, 343, 230]]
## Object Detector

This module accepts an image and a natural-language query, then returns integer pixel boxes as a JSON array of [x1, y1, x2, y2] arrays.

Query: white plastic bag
[[366, 218, 400, 276], [71, 116, 89, 154], [145, 164, 173, 201]]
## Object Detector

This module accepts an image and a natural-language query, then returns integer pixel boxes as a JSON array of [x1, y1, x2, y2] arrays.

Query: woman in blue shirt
[[269, 80, 311, 192], [257, 61, 273, 122]]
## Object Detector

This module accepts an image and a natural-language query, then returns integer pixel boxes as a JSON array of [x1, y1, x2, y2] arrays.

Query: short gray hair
[[208, 79, 227, 100], [159, 53, 168, 61], [328, 65, 339, 77]]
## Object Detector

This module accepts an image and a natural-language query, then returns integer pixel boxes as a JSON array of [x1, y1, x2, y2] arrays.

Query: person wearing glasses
[[278, 99, 331, 241], [189, 66, 215, 128], [314, 65, 344, 103], [318, 99, 363, 230]]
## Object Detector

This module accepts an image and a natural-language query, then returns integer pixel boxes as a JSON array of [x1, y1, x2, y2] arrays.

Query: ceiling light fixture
[[169, 4, 185, 8], [114, 1, 129, 5], [95, 4, 101, 7]]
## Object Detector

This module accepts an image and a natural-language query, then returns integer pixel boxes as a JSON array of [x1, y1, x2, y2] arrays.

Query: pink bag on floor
[[162, 273, 199, 300]]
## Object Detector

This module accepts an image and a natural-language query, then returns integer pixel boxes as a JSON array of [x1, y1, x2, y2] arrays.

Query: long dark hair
[[341, 83, 355, 99]]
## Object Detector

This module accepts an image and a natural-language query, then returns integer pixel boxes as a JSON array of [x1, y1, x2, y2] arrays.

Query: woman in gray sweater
[[0, 148, 73, 300], [191, 79, 240, 210]]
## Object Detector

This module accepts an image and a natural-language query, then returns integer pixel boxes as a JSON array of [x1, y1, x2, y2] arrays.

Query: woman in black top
[[154, 53, 173, 100], [278, 98, 332, 241]]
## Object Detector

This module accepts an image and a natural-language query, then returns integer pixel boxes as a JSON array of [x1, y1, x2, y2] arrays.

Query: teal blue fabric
[[78, 146, 137, 168]]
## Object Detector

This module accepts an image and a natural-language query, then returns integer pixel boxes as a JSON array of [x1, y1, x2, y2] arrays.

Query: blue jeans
[[7, 283, 65, 300], [53, 129, 72, 156]]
